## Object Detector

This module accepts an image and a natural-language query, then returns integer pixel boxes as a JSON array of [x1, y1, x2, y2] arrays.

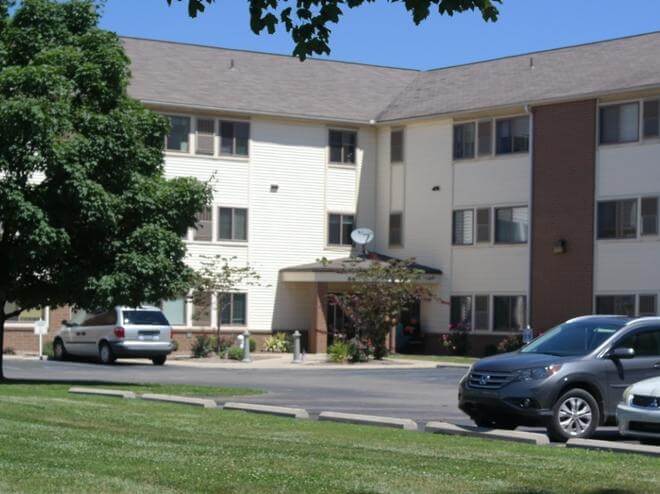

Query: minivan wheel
[[99, 342, 116, 365], [151, 355, 167, 366], [547, 389, 600, 442], [52, 339, 68, 361]]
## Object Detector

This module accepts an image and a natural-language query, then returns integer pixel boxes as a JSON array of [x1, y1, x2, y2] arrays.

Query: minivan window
[[521, 320, 626, 357], [122, 311, 169, 326]]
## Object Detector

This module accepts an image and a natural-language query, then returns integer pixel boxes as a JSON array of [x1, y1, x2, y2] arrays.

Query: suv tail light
[[113, 327, 125, 339]]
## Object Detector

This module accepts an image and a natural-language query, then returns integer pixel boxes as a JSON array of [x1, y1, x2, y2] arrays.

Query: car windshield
[[520, 320, 626, 357], [122, 310, 169, 326]]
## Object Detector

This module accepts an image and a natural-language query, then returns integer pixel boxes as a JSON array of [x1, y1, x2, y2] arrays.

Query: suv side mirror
[[608, 347, 635, 360]]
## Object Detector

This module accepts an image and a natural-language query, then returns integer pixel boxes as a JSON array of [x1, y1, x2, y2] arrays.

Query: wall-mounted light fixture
[[270, 184, 279, 193], [432, 185, 440, 191], [553, 239, 567, 255]]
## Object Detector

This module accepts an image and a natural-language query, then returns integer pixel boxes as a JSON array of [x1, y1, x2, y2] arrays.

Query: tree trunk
[[216, 321, 221, 354], [0, 317, 5, 382]]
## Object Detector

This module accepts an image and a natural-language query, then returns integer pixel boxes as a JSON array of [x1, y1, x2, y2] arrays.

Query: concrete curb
[[566, 438, 660, 457], [140, 393, 217, 409], [425, 421, 550, 445], [435, 363, 471, 369], [319, 411, 418, 431], [223, 402, 309, 419], [69, 387, 136, 399]]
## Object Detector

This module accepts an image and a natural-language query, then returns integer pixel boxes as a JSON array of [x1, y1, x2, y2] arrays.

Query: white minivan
[[53, 306, 175, 365]]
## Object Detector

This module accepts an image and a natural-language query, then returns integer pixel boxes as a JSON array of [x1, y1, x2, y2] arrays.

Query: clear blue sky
[[100, 0, 660, 70]]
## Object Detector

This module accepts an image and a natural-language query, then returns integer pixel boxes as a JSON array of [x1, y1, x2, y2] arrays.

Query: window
[[450, 296, 472, 329], [597, 199, 637, 239], [195, 118, 215, 155], [329, 130, 357, 164], [639, 295, 657, 317], [600, 103, 639, 144], [496, 116, 529, 154], [641, 197, 658, 236], [477, 120, 493, 156], [220, 121, 249, 157], [328, 213, 354, 246], [595, 295, 635, 317], [193, 207, 213, 241], [493, 296, 526, 331], [389, 212, 403, 247], [122, 310, 169, 326], [452, 210, 474, 245], [192, 292, 212, 326], [476, 208, 491, 243], [218, 207, 248, 241], [390, 129, 404, 162], [4, 303, 44, 322], [219, 293, 247, 326], [495, 207, 528, 244], [617, 330, 660, 357], [644, 100, 659, 138], [161, 298, 186, 326], [83, 311, 116, 326], [453, 122, 475, 160], [165, 115, 190, 152], [474, 295, 489, 330]]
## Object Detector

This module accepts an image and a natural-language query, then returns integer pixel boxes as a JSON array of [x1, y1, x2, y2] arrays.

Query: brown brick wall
[[531, 100, 597, 331], [2, 306, 71, 354]]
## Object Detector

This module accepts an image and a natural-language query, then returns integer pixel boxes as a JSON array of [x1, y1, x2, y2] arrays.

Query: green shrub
[[263, 332, 290, 353], [227, 346, 245, 361], [42, 342, 53, 358], [171, 339, 179, 352], [2, 347, 16, 356], [348, 338, 371, 363], [191, 335, 212, 358], [440, 326, 469, 356], [327, 341, 350, 363], [497, 334, 523, 354], [249, 337, 256, 353]]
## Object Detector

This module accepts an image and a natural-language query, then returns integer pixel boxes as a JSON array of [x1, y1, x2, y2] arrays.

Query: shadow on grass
[[493, 490, 638, 494]]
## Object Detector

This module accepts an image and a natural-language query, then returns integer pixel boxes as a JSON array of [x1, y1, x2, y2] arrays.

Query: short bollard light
[[242, 330, 252, 363], [292, 330, 302, 363]]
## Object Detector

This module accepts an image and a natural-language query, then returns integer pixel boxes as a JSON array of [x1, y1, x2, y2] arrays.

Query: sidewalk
[[5, 353, 471, 370]]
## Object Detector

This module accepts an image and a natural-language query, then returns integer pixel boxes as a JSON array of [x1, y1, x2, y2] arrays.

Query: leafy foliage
[[263, 332, 290, 353], [227, 345, 245, 361], [327, 341, 350, 363], [169, 0, 501, 60], [496, 333, 523, 354], [0, 0, 210, 379], [328, 257, 435, 360], [193, 255, 261, 353], [440, 325, 469, 355], [191, 335, 213, 358]]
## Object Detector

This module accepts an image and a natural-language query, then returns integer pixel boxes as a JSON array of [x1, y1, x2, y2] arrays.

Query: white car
[[617, 376, 660, 444], [53, 306, 175, 365]]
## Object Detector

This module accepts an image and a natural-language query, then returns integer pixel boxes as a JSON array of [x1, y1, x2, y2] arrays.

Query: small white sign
[[34, 319, 48, 336]]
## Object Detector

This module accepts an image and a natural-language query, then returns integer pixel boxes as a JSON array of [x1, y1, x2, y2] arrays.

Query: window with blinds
[[195, 118, 215, 155], [476, 208, 491, 243], [453, 122, 475, 160], [597, 199, 637, 239], [644, 99, 659, 138], [495, 206, 528, 244], [496, 116, 529, 154], [390, 129, 404, 162], [474, 295, 490, 330], [389, 212, 403, 247], [600, 103, 639, 144], [193, 208, 213, 241], [450, 296, 472, 329], [452, 210, 474, 245]]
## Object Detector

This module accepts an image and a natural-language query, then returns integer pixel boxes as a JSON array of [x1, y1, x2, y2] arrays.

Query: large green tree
[[0, 0, 211, 380], [169, 0, 502, 60]]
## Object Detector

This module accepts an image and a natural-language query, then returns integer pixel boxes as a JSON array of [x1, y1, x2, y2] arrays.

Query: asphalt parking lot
[[5, 358, 626, 441]]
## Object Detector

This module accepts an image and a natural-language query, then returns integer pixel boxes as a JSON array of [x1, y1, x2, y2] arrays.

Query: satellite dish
[[351, 228, 374, 248]]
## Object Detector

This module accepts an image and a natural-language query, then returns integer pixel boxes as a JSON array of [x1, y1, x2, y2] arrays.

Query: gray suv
[[459, 316, 660, 441], [53, 306, 175, 365]]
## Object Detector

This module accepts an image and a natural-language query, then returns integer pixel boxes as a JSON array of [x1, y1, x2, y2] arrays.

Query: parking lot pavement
[[3, 358, 634, 442]]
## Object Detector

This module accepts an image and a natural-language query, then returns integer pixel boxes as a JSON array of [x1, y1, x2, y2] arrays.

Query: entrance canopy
[[280, 252, 442, 283]]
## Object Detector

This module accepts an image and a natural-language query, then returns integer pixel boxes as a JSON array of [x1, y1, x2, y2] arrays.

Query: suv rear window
[[122, 310, 169, 326]]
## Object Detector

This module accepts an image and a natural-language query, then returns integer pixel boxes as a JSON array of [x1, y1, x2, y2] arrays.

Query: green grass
[[391, 354, 477, 365], [0, 383, 657, 493]]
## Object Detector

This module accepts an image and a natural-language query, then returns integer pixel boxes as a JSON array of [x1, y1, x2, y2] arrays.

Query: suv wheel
[[151, 355, 167, 366], [99, 342, 116, 365], [547, 389, 600, 442], [52, 339, 68, 361]]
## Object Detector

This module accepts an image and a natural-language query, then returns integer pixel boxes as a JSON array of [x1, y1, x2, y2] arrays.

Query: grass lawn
[[0, 382, 658, 493], [391, 354, 477, 365]]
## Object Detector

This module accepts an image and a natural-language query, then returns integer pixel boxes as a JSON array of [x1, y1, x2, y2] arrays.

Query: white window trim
[[452, 113, 530, 163], [388, 210, 404, 248], [390, 127, 405, 164], [218, 292, 248, 328], [593, 293, 659, 317], [594, 196, 660, 242], [597, 98, 643, 147], [217, 206, 249, 243], [326, 211, 355, 249], [451, 204, 529, 248], [327, 127, 359, 167]]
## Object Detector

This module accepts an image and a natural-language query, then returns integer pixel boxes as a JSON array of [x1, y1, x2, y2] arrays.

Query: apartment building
[[5, 32, 660, 355]]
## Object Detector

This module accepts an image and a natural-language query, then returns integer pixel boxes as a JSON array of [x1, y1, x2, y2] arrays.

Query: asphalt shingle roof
[[122, 31, 660, 124]]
